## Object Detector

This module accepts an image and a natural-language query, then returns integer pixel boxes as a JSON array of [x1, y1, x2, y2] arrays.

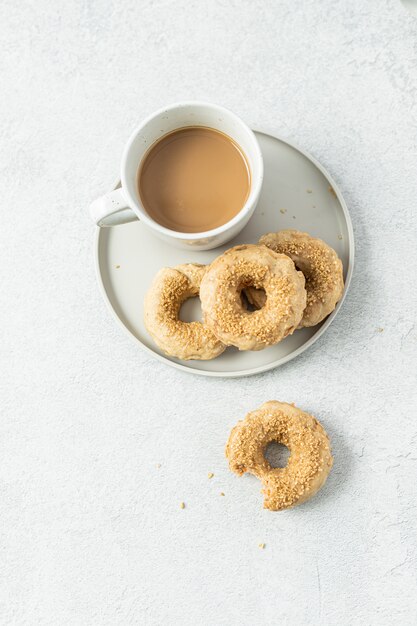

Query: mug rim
[[120, 101, 264, 240]]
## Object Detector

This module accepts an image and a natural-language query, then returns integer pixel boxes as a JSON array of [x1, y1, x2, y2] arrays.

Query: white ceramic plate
[[95, 130, 354, 377]]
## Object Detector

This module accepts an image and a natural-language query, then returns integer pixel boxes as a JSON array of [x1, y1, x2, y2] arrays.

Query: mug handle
[[89, 188, 138, 227]]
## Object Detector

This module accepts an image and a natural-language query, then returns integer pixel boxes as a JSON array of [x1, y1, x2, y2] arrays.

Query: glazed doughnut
[[247, 230, 344, 327], [200, 244, 306, 351], [226, 401, 333, 511], [144, 263, 225, 360]]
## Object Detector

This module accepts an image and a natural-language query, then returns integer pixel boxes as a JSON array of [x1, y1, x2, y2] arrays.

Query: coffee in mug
[[89, 102, 263, 251], [137, 127, 251, 233]]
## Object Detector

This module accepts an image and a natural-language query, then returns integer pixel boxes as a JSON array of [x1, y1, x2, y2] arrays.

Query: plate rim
[[94, 128, 355, 378]]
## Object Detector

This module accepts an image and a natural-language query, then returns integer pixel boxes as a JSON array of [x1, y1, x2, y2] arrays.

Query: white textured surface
[[1, 1, 417, 624]]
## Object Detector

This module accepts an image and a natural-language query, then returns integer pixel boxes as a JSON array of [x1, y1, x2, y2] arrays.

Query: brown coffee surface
[[138, 127, 250, 233]]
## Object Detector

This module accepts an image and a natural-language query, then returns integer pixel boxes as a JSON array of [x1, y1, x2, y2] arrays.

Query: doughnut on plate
[[95, 129, 354, 378]]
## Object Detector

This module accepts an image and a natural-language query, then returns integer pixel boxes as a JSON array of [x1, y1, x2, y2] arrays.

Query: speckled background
[[1, 1, 417, 624]]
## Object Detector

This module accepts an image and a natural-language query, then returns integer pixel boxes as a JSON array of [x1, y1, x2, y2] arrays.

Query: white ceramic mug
[[89, 102, 263, 250]]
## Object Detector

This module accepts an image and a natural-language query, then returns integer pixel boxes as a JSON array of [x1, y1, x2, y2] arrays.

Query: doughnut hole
[[242, 286, 267, 311], [179, 296, 203, 322], [264, 441, 291, 468], [240, 289, 258, 312]]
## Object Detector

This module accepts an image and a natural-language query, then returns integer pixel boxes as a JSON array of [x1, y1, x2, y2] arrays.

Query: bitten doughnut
[[226, 401, 333, 510], [144, 263, 225, 360], [199, 244, 306, 351], [247, 230, 344, 327]]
